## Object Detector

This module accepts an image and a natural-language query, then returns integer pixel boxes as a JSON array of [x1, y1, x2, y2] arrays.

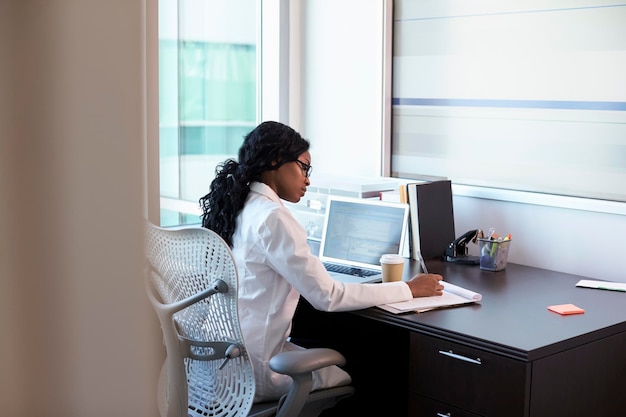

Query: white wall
[[0, 1, 159, 416], [299, 0, 389, 177], [297, 0, 626, 282], [452, 195, 625, 282]]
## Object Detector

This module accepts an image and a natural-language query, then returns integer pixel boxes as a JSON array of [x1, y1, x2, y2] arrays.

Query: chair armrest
[[145, 276, 228, 316], [269, 348, 348, 417], [269, 348, 346, 376]]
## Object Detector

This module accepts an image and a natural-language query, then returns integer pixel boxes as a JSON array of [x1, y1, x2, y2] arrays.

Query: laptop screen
[[319, 196, 409, 269]]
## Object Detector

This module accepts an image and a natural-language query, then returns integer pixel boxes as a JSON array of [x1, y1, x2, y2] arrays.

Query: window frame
[[146, 0, 292, 226]]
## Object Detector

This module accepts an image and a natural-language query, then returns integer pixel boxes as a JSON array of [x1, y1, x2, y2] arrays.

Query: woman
[[200, 121, 444, 401]]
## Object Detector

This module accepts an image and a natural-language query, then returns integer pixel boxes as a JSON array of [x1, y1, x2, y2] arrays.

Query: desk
[[292, 261, 626, 417]]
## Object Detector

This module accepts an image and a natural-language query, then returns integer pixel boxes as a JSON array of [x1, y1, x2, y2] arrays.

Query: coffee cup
[[380, 254, 405, 282]]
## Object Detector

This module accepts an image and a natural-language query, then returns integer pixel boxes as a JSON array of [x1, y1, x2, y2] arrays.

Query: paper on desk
[[379, 281, 482, 314], [576, 279, 626, 292]]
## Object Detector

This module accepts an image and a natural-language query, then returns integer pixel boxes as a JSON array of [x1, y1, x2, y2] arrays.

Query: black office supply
[[445, 229, 480, 264], [406, 180, 456, 261]]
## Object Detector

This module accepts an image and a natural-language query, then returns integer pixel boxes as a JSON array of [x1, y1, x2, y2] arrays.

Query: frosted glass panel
[[392, 0, 626, 202]]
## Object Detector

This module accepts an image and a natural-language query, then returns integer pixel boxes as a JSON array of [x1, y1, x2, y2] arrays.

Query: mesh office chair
[[144, 223, 354, 417]]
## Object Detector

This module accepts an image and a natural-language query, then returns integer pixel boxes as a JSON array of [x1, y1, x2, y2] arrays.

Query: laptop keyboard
[[323, 263, 380, 277]]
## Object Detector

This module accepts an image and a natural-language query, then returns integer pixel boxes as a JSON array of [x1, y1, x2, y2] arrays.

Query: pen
[[417, 251, 429, 274], [598, 286, 626, 293]]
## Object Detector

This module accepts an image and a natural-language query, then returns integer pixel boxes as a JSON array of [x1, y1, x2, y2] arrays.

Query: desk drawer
[[410, 332, 529, 417], [410, 394, 482, 417]]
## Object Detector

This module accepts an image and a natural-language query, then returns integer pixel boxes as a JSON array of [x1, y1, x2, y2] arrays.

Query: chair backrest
[[145, 223, 255, 417]]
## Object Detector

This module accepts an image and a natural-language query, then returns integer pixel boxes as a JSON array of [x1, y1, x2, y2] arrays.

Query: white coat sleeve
[[260, 206, 413, 312]]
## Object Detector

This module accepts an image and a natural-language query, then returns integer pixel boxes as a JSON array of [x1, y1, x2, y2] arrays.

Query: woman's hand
[[406, 273, 444, 297]]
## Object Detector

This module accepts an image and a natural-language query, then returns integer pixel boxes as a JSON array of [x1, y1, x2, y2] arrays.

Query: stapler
[[445, 229, 481, 265]]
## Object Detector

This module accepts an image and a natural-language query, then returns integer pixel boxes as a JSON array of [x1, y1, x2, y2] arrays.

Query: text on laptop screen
[[322, 199, 408, 266]]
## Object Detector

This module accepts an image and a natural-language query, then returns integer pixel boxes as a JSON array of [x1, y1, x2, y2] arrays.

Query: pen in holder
[[477, 237, 511, 271]]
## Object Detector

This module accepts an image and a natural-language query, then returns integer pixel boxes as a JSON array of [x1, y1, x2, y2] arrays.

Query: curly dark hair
[[199, 121, 310, 246]]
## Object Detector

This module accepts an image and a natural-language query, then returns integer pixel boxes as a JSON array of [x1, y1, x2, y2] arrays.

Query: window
[[391, 0, 626, 203], [158, 0, 257, 226]]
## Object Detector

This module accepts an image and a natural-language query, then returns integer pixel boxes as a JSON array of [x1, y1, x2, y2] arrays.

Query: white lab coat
[[232, 182, 413, 401]]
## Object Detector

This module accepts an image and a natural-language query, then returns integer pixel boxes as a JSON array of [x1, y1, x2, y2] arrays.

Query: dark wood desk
[[292, 261, 626, 417]]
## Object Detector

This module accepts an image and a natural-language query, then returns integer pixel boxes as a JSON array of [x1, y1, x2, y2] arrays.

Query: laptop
[[318, 196, 410, 284]]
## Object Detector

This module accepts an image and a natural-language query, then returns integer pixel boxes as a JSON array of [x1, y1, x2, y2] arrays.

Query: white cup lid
[[380, 254, 404, 264]]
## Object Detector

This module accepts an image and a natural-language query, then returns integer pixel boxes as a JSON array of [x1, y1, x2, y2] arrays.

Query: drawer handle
[[438, 349, 482, 365], [436, 413, 451, 417]]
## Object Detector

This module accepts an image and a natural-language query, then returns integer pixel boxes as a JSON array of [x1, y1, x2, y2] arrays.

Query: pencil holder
[[477, 238, 511, 271]]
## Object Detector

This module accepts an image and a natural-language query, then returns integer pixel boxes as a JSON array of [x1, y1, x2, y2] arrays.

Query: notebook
[[319, 196, 410, 283]]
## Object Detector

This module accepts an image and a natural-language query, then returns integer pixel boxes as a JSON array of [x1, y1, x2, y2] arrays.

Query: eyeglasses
[[295, 159, 313, 178]]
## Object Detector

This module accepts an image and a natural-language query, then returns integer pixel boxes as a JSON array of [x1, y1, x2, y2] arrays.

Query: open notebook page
[[378, 281, 482, 314]]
